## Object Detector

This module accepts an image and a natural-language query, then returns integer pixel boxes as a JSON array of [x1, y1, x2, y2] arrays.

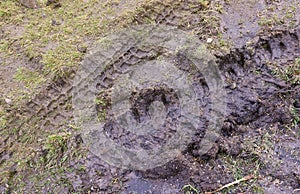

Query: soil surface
[[0, 0, 299, 194]]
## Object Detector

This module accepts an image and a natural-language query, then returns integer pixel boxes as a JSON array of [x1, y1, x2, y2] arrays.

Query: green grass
[[14, 67, 46, 89], [269, 58, 300, 85], [217, 131, 275, 193], [19, 0, 112, 77], [219, 154, 262, 193], [0, 1, 24, 24], [0, 0, 139, 102], [258, 1, 300, 28], [182, 184, 200, 194], [41, 132, 71, 168], [290, 104, 299, 129]]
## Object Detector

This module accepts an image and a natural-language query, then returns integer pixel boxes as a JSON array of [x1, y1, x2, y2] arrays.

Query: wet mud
[[1, 0, 299, 193]]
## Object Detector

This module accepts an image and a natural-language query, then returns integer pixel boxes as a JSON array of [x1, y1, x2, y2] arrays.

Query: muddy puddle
[[0, 0, 299, 193]]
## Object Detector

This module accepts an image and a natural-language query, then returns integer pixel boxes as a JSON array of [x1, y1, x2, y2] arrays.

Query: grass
[[19, 0, 110, 77], [0, 1, 24, 24], [218, 155, 263, 194], [215, 129, 277, 194], [1, 0, 227, 101], [0, 108, 7, 129], [95, 95, 110, 121], [14, 67, 46, 90], [182, 184, 200, 194], [0, 0, 141, 103], [1, 126, 87, 192], [290, 104, 299, 129], [269, 58, 300, 85], [41, 132, 71, 168], [0, 0, 141, 190], [258, 0, 300, 28]]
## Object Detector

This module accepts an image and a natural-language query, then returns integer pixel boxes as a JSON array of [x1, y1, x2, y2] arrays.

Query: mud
[[220, 0, 266, 48], [1, 0, 299, 193]]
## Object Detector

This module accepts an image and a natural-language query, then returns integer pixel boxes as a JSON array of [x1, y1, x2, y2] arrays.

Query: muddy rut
[[1, 0, 299, 193]]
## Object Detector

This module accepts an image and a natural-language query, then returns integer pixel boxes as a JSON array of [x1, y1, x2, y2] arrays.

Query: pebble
[[5, 98, 12, 105], [207, 38, 213, 43]]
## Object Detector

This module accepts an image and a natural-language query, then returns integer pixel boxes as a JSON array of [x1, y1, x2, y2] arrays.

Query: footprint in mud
[[72, 25, 226, 171]]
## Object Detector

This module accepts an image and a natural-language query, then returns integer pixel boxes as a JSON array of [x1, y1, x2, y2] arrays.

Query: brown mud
[[0, 0, 299, 193]]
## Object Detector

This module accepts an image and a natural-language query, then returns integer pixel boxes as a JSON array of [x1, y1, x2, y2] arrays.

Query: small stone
[[206, 38, 213, 43], [77, 45, 87, 53], [230, 82, 237, 89], [5, 98, 12, 105], [51, 19, 61, 26]]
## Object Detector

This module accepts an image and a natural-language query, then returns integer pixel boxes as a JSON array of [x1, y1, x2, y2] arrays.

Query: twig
[[205, 174, 255, 194]]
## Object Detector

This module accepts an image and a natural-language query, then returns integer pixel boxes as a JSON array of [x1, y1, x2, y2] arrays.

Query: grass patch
[[258, 1, 300, 28], [41, 132, 71, 168], [41, 44, 83, 76], [220, 154, 262, 193], [1, 0, 140, 98], [182, 184, 200, 194], [19, 0, 111, 77], [269, 58, 300, 85], [290, 104, 299, 129], [0, 0, 24, 24], [14, 67, 46, 88], [0, 1, 141, 191]]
